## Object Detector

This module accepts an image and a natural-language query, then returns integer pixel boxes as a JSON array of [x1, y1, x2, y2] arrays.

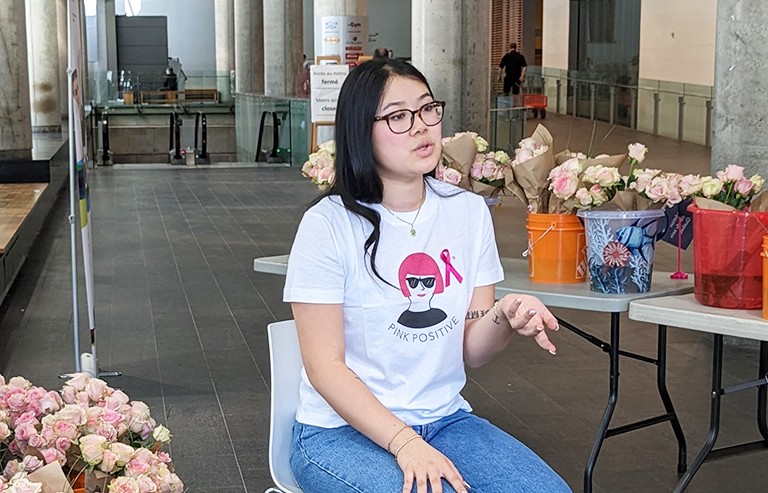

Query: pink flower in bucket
[[602, 241, 631, 268]]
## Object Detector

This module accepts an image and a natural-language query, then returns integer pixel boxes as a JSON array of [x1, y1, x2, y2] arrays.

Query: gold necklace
[[382, 190, 426, 237]]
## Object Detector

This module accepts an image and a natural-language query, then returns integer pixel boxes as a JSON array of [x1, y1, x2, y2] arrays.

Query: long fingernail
[[515, 298, 522, 304], [528, 309, 536, 316], [554, 323, 560, 331], [549, 349, 557, 355], [464, 481, 472, 491], [536, 325, 544, 332]]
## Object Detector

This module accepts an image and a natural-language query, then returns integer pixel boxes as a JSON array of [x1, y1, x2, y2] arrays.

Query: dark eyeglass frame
[[405, 276, 436, 289], [373, 101, 446, 134]]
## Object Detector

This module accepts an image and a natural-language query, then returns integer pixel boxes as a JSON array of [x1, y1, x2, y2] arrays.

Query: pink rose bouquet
[[692, 164, 765, 211], [546, 142, 703, 212], [1, 373, 183, 492], [437, 131, 513, 200]]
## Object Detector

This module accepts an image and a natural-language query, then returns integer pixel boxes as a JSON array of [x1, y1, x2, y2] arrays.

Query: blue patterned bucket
[[577, 209, 665, 294]]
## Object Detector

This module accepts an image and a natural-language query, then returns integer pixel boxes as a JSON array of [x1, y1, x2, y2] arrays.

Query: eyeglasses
[[405, 276, 436, 289], [373, 101, 446, 134]]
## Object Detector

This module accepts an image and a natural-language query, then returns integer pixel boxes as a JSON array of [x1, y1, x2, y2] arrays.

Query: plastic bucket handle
[[522, 223, 556, 258]]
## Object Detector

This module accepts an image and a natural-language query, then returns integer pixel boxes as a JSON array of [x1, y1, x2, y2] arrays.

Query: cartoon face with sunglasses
[[396, 253, 448, 329]]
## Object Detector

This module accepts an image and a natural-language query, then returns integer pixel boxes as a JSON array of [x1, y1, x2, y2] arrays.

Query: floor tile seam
[[140, 185, 241, 477], [159, 177, 265, 488], [196, 180, 275, 252], [172, 179, 279, 365]]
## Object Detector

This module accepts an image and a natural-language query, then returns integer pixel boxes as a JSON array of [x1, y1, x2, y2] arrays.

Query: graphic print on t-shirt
[[396, 251, 463, 329]]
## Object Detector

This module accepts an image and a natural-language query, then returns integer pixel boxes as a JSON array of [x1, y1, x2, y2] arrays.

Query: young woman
[[284, 58, 571, 493]]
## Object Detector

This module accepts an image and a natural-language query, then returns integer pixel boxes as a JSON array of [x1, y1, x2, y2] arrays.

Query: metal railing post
[[677, 95, 685, 141], [609, 86, 616, 124], [101, 113, 112, 165], [653, 92, 660, 135], [490, 102, 498, 148], [572, 80, 579, 117], [630, 88, 637, 129], [556, 79, 562, 114], [590, 83, 596, 120], [705, 99, 713, 147]]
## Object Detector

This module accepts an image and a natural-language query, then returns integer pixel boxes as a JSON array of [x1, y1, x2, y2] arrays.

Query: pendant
[[409, 227, 416, 237]]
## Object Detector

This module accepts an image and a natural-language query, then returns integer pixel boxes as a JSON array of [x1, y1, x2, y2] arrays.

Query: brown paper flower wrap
[[596, 190, 663, 211], [440, 133, 478, 191], [506, 124, 556, 213], [438, 132, 513, 199], [27, 462, 76, 493]]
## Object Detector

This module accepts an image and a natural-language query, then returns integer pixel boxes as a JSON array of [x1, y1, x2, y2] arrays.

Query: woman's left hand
[[496, 294, 559, 355]]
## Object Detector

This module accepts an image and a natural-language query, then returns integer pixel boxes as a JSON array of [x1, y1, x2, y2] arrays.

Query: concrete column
[[233, 0, 264, 94], [215, 0, 235, 101], [711, 1, 768, 176], [264, 0, 303, 96], [0, 0, 33, 159], [26, 0, 62, 132], [412, 0, 491, 137], [94, 0, 118, 102], [57, 0, 68, 118]]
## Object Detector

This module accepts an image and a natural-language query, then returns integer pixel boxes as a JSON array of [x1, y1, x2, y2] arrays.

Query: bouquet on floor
[[0, 373, 184, 493]]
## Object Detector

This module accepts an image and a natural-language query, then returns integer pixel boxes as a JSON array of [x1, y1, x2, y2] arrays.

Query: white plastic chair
[[264, 320, 305, 493]]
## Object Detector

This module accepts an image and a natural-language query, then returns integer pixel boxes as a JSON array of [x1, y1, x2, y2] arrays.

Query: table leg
[[584, 312, 620, 493], [673, 334, 724, 493], [657, 325, 687, 473], [759, 341, 768, 441]]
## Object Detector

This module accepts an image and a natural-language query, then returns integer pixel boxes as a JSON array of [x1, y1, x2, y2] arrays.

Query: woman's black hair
[[312, 58, 436, 284]]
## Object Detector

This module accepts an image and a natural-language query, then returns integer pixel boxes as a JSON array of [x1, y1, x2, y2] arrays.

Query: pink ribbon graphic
[[440, 249, 463, 287]]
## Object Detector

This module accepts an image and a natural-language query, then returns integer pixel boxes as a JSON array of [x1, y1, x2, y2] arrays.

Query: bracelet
[[393, 434, 422, 459], [386, 424, 410, 454]]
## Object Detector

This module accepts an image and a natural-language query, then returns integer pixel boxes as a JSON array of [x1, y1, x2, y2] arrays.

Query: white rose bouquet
[[301, 140, 336, 190]]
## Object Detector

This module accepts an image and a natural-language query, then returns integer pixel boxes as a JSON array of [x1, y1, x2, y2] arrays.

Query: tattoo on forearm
[[466, 309, 490, 320], [492, 311, 501, 325]]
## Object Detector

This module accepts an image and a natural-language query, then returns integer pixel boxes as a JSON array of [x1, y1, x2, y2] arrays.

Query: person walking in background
[[162, 67, 178, 91], [283, 57, 571, 493], [498, 42, 527, 96]]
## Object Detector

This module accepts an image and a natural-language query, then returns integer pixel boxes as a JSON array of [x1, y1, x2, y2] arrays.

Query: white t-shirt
[[283, 178, 504, 428]]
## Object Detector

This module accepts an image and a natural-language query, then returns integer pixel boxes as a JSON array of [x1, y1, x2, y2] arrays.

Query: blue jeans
[[290, 410, 572, 493]]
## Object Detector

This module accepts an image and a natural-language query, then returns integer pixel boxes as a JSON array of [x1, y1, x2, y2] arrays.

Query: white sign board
[[310, 65, 349, 123], [315, 15, 369, 66]]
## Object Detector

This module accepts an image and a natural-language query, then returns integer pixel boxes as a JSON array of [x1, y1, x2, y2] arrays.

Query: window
[[588, 0, 615, 43]]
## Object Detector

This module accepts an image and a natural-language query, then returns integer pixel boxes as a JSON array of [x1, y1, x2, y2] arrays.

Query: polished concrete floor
[[1, 114, 766, 492]]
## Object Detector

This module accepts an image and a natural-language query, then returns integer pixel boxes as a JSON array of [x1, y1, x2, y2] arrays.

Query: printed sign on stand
[[310, 65, 349, 123], [309, 65, 349, 151]]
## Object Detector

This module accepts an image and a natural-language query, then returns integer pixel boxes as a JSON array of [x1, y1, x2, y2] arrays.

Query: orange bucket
[[526, 213, 587, 283]]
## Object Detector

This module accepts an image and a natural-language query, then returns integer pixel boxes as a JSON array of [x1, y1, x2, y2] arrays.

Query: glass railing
[[498, 66, 714, 146], [490, 96, 527, 153], [87, 70, 236, 106], [234, 94, 310, 167]]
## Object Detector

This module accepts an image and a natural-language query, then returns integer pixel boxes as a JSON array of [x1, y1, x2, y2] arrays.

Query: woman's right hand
[[395, 435, 468, 493]]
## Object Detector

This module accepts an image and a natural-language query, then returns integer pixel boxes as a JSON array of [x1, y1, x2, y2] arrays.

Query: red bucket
[[690, 205, 768, 309]]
